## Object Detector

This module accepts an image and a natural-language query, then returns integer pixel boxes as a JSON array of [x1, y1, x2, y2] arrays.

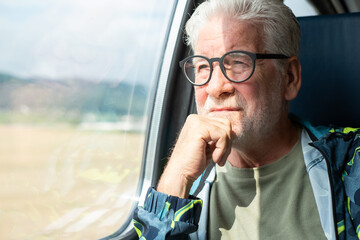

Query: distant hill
[[0, 72, 16, 82], [0, 72, 149, 123]]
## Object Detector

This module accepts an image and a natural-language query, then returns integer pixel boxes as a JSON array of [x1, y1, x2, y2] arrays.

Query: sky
[[0, 0, 174, 85], [0, 0, 318, 84]]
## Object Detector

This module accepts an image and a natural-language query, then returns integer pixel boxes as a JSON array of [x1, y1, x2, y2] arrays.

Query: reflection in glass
[[0, 0, 174, 239]]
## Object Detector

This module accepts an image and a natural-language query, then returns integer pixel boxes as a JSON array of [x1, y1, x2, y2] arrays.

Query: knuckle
[[187, 114, 205, 128], [187, 114, 198, 124]]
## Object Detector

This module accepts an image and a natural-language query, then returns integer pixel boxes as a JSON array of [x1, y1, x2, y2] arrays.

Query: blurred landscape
[[0, 0, 174, 238], [0, 72, 148, 239], [0, 72, 148, 127]]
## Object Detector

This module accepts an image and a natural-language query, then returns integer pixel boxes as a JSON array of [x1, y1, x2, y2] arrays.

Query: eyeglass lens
[[183, 52, 254, 85]]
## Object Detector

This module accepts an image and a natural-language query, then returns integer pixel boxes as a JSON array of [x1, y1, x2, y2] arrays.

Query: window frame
[[109, 0, 360, 239], [99, 0, 194, 239]]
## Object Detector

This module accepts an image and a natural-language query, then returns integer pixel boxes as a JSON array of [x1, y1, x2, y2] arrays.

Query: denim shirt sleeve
[[132, 187, 203, 240]]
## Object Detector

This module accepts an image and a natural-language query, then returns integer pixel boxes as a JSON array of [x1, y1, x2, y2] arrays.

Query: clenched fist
[[157, 114, 233, 198]]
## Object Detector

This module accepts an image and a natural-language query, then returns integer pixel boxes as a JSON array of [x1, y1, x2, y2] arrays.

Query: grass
[[0, 124, 145, 240]]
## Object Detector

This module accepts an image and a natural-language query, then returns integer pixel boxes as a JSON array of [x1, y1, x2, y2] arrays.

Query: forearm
[[132, 114, 232, 238]]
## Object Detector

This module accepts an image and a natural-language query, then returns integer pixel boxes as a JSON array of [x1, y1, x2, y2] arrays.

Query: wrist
[[157, 170, 194, 198]]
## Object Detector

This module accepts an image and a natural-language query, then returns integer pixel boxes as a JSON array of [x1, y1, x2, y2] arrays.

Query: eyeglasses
[[179, 50, 289, 86]]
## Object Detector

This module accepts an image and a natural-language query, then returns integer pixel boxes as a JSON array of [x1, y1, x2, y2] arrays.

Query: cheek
[[238, 68, 282, 111], [232, 83, 259, 109], [194, 88, 207, 114]]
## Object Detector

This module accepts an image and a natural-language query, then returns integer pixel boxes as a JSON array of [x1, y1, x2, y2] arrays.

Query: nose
[[205, 64, 235, 98]]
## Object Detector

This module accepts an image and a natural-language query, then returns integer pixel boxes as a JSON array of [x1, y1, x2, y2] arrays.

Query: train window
[[284, 0, 319, 16], [0, 0, 175, 239]]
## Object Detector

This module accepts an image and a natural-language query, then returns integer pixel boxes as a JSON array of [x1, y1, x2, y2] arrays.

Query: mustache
[[203, 95, 245, 113]]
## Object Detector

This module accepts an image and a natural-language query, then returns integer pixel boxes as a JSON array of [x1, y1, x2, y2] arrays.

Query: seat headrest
[[290, 13, 360, 127]]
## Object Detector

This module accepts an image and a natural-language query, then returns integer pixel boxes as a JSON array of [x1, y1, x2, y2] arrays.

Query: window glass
[[0, 0, 175, 239], [284, 0, 319, 16]]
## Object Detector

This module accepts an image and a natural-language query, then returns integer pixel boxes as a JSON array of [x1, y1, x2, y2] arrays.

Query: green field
[[0, 124, 144, 239]]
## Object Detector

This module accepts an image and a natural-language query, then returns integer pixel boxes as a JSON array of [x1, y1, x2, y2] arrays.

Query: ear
[[283, 56, 301, 101]]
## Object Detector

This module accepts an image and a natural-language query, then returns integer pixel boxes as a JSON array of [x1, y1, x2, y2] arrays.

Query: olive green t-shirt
[[208, 132, 327, 240]]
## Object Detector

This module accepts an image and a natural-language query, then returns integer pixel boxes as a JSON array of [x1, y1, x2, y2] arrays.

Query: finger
[[211, 135, 232, 166], [191, 114, 231, 132], [203, 116, 232, 137], [208, 117, 232, 141], [205, 141, 216, 160], [218, 139, 232, 166], [201, 121, 232, 143]]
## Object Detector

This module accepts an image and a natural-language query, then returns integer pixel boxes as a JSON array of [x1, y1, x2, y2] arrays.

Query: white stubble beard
[[196, 82, 284, 147]]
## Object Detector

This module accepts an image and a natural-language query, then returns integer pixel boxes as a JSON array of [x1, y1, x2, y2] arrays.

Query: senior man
[[133, 0, 360, 239]]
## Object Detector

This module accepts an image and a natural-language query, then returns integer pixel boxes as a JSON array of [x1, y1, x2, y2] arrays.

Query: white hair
[[185, 0, 300, 58]]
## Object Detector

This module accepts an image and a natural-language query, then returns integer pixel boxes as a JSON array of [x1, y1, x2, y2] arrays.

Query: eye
[[198, 63, 209, 70], [195, 61, 210, 72], [224, 55, 252, 72], [233, 60, 246, 65], [224, 53, 252, 69]]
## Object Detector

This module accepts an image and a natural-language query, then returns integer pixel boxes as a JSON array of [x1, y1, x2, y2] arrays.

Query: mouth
[[209, 107, 242, 113]]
